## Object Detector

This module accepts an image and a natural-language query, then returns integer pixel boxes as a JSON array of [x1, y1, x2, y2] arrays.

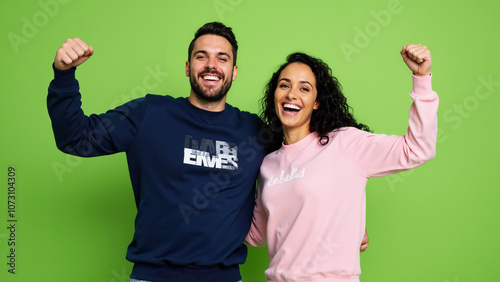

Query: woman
[[246, 45, 438, 281]]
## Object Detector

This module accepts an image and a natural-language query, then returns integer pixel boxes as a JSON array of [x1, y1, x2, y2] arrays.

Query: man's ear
[[232, 65, 238, 81], [185, 61, 190, 77]]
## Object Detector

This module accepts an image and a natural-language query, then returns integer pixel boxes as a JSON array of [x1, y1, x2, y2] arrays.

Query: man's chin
[[194, 90, 226, 102], [190, 79, 231, 103]]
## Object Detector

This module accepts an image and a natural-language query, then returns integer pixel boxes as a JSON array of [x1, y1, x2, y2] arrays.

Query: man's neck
[[188, 93, 226, 112]]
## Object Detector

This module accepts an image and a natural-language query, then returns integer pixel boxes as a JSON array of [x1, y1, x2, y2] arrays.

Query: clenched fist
[[54, 38, 93, 71], [401, 44, 431, 77]]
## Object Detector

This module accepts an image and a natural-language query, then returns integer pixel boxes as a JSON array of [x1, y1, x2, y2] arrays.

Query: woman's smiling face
[[274, 62, 319, 140]]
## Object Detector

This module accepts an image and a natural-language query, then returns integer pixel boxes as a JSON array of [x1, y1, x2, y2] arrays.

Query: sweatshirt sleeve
[[341, 74, 439, 178], [47, 65, 147, 157], [245, 177, 267, 247]]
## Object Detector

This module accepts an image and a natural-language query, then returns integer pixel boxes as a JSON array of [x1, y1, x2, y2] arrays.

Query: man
[[48, 22, 266, 282]]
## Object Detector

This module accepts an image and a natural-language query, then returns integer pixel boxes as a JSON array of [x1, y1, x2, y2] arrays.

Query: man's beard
[[189, 70, 233, 102]]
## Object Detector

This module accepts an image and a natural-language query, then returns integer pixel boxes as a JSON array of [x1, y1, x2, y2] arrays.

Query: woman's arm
[[245, 179, 268, 247], [340, 44, 438, 177]]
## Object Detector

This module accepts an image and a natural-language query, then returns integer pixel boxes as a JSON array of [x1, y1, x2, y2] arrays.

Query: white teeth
[[283, 104, 301, 110], [203, 75, 220, 81]]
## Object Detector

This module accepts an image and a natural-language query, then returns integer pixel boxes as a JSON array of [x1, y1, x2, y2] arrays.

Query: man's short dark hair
[[188, 22, 238, 65]]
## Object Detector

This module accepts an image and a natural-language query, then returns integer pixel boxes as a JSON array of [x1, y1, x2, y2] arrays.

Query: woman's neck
[[283, 127, 312, 145]]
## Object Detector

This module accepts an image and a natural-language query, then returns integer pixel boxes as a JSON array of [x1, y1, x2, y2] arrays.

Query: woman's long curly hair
[[260, 52, 370, 152]]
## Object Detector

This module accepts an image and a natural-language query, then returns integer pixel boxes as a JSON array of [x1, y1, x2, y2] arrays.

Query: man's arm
[[48, 38, 145, 157]]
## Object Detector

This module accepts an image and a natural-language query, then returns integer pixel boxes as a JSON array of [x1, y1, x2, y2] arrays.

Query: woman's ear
[[313, 101, 320, 110]]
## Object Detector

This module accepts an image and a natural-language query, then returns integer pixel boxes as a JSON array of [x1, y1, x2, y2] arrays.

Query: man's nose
[[206, 57, 216, 69]]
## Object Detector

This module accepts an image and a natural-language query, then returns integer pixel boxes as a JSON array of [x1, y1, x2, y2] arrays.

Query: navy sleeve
[[47, 65, 147, 157]]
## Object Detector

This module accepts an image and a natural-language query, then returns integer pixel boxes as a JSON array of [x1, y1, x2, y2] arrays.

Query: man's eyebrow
[[193, 50, 208, 56], [217, 51, 230, 58], [193, 50, 231, 59]]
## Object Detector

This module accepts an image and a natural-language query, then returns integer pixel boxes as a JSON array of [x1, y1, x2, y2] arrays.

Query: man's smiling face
[[186, 34, 238, 103]]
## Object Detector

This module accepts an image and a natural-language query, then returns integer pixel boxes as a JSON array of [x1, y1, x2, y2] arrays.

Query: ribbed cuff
[[411, 73, 434, 98], [51, 64, 78, 89]]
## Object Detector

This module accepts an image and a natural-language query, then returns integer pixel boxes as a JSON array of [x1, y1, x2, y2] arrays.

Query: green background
[[1, 0, 499, 281]]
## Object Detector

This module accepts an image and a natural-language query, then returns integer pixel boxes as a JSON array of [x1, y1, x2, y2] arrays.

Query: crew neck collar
[[182, 97, 231, 121], [280, 131, 318, 152]]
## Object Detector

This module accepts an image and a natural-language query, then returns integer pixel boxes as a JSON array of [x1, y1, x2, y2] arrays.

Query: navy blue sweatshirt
[[47, 66, 267, 281]]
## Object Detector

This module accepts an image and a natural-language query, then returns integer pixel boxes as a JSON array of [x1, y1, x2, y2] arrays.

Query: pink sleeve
[[245, 177, 267, 247], [341, 74, 439, 178]]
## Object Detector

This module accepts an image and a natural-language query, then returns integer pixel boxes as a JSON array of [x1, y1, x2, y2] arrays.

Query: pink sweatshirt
[[246, 75, 438, 281]]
